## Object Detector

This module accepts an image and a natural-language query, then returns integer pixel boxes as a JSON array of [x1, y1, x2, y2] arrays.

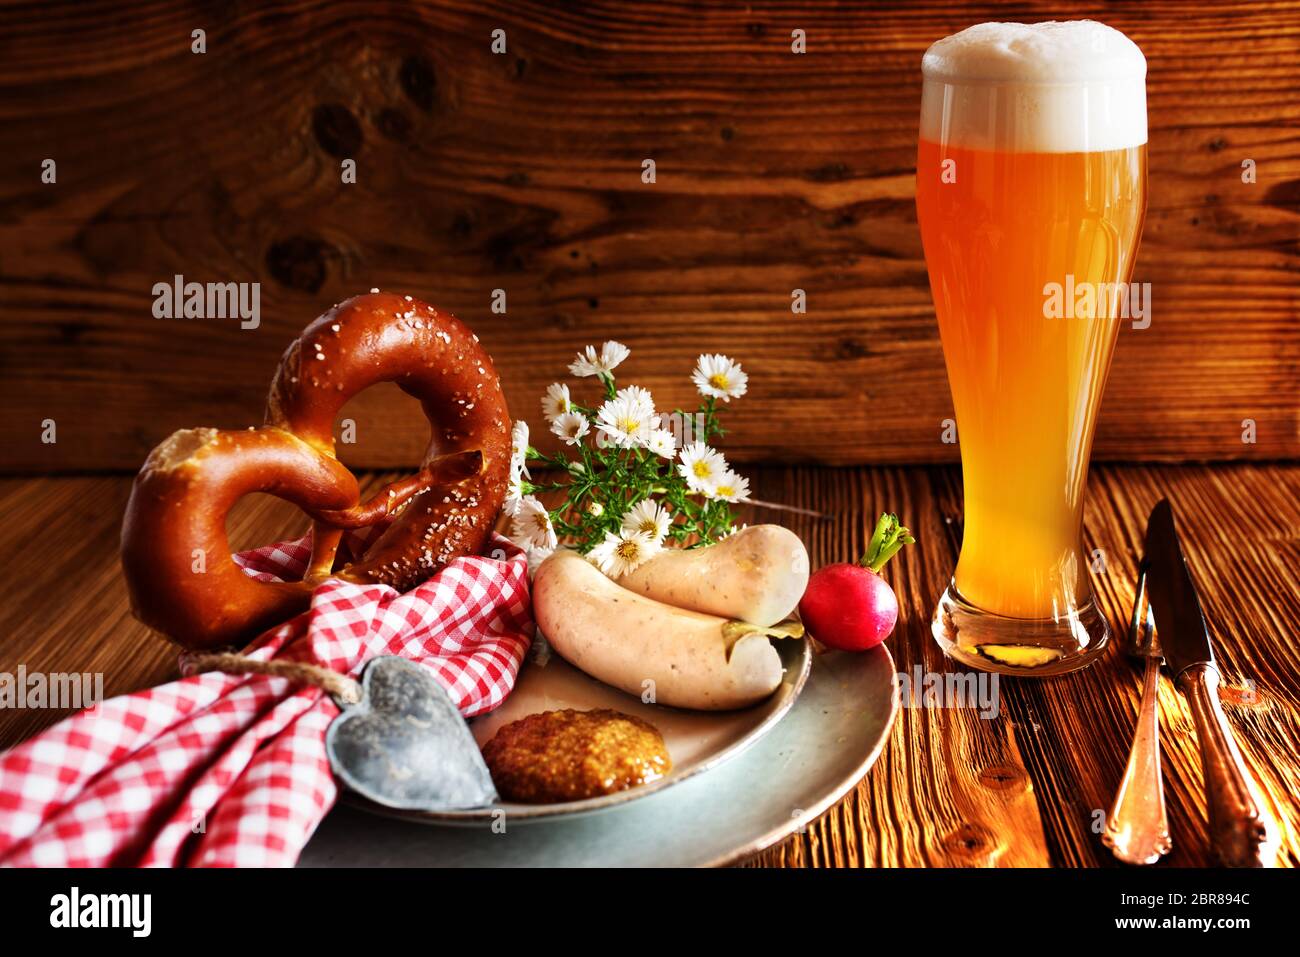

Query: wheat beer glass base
[[931, 583, 1111, 676]]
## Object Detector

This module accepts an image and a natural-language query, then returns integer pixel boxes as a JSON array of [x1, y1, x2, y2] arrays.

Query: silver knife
[[1142, 499, 1270, 867]]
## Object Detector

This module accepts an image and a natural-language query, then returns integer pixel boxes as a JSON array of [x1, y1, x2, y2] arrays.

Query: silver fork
[[1102, 564, 1173, 864]]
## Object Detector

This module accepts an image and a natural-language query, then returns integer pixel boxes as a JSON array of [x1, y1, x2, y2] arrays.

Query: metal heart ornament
[[326, 656, 498, 811]]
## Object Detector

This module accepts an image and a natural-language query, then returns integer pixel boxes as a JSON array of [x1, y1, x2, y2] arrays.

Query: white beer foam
[[921, 21, 1147, 153]]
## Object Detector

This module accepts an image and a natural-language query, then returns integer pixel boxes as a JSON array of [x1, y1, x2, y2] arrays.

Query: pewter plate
[[343, 636, 811, 824], [299, 643, 896, 866]]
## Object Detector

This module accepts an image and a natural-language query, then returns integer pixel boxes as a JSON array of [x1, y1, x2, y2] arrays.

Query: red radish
[[798, 513, 914, 652]]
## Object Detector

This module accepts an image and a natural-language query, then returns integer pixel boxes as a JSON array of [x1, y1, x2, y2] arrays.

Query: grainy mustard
[[482, 709, 671, 803]]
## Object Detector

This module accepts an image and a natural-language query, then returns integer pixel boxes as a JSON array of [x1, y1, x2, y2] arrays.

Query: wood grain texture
[[1, 0, 1297, 473], [1, 464, 1296, 867], [746, 462, 1300, 867]]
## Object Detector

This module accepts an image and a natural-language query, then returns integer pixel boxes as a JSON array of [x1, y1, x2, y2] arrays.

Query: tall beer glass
[[916, 21, 1147, 675]]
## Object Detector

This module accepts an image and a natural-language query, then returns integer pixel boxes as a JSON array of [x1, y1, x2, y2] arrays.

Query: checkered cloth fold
[[0, 531, 532, 867]]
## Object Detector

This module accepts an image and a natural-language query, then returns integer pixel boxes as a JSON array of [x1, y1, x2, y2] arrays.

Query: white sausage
[[617, 525, 808, 627], [533, 549, 786, 711]]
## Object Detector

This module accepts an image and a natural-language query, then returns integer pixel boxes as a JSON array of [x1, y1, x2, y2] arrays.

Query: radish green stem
[[861, 513, 915, 573]]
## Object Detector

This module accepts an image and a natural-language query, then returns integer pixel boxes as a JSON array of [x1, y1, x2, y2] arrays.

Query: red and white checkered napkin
[[0, 531, 532, 867]]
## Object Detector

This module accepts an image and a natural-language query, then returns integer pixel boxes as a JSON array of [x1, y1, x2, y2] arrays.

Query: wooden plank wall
[[1, 0, 1297, 472]]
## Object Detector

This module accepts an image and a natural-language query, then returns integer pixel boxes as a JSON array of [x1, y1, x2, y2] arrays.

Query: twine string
[[180, 652, 362, 705]]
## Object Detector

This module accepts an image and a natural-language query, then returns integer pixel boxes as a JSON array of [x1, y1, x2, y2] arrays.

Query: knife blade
[[1141, 498, 1270, 867], [1142, 499, 1211, 680]]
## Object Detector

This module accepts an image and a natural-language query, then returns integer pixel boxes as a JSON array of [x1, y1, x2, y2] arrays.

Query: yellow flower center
[[614, 540, 640, 560], [638, 519, 657, 534], [693, 460, 712, 478], [709, 372, 730, 390]]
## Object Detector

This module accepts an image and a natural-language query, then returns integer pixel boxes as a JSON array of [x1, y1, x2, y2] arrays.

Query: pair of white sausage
[[532, 526, 809, 710]]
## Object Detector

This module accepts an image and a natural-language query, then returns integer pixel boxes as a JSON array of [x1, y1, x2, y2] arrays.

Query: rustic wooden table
[[1, 463, 1296, 867]]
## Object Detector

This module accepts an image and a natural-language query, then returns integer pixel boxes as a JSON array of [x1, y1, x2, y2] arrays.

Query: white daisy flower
[[677, 441, 728, 494], [510, 496, 557, 551], [510, 420, 531, 480], [621, 498, 671, 545], [595, 393, 654, 448], [692, 354, 748, 402], [585, 535, 614, 569], [525, 545, 554, 579], [615, 384, 655, 419], [646, 428, 676, 459], [504, 421, 531, 516], [551, 410, 590, 446], [569, 340, 630, 378], [504, 474, 526, 516], [709, 469, 751, 503], [541, 382, 571, 423], [588, 530, 661, 578]]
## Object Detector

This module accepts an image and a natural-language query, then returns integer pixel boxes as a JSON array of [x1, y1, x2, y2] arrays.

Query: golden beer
[[917, 21, 1148, 674]]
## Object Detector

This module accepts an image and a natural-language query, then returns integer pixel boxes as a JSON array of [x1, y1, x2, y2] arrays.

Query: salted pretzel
[[121, 292, 511, 650]]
